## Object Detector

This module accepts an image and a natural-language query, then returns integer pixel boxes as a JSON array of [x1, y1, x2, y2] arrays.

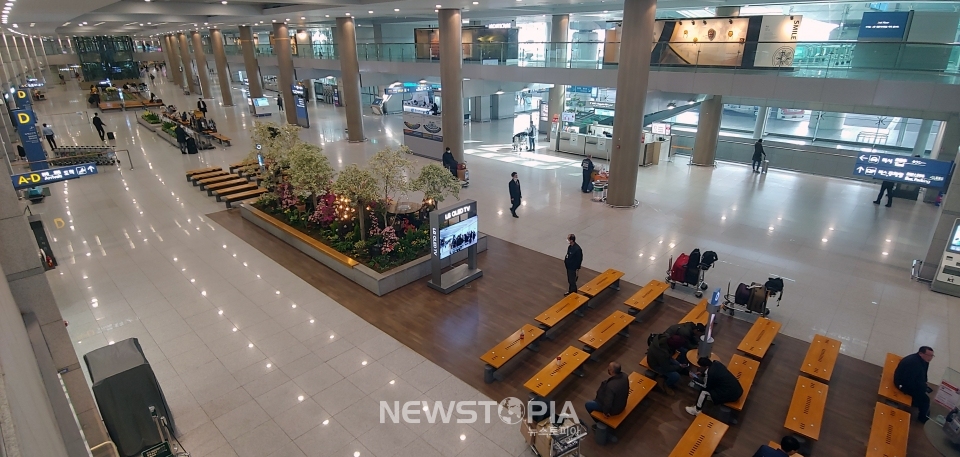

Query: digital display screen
[[948, 221, 960, 254], [253, 97, 269, 107], [438, 215, 478, 259], [858, 12, 910, 39]]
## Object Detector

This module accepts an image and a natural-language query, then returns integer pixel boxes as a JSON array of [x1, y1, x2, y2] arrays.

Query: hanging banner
[[13, 109, 47, 170], [14, 88, 32, 109]]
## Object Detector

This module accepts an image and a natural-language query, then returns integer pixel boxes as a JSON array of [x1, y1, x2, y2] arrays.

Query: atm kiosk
[[932, 218, 960, 297]]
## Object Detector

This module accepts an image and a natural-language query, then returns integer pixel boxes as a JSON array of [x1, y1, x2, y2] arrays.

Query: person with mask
[[442, 147, 457, 177], [685, 358, 743, 416]]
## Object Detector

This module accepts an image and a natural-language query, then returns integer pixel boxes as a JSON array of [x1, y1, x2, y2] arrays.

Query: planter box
[[239, 203, 487, 296], [136, 116, 161, 132]]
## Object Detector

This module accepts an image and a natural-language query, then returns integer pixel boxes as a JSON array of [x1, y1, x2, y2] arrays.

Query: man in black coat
[[752, 139, 766, 173], [174, 125, 188, 154], [665, 322, 705, 365], [581, 155, 595, 193], [874, 180, 895, 207], [648, 334, 686, 395], [197, 98, 207, 117], [895, 346, 934, 423], [442, 147, 457, 177], [92, 113, 106, 141], [508, 172, 521, 218], [686, 358, 743, 416], [585, 362, 630, 443], [564, 234, 582, 295]]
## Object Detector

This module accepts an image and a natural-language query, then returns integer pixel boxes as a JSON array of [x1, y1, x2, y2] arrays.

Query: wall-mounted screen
[[858, 12, 911, 39], [438, 215, 478, 259]]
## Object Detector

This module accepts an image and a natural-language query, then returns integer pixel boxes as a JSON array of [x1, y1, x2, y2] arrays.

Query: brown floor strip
[[209, 209, 938, 456]]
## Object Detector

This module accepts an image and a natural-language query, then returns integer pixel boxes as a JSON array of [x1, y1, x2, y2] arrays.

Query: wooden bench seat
[[737, 317, 781, 360], [191, 170, 229, 183], [205, 178, 249, 195], [681, 299, 710, 326], [210, 132, 232, 146], [784, 377, 828, 440], [579, 310, 634, 355], [213, 183, 259, 201], [591, 372, 656, 444], [668, 413, 729, 457], [800, 334, 841, 383], [578, 268, 624, 298], [866, 402, 909, 457], [229, 160, 255, 173], [185, 167, 221, 180], [197, 174, 241, 188], [534, 293, 589, 331], [624, 279, 669, 316], [480, 324, 544, 383], [725, 354, 760, 412], [224, 188, 268, 208], [879, 353, 913, 409], [523, 346, 590, 398]]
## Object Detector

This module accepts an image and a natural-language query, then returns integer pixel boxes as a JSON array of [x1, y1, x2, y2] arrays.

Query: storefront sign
[[11, 163, 98, 190], [385, 82, 441, 95], [561, 112, 576, 122], [852, 153, 952, 188], [486, 23, 512, 29], [651, 123, 672, 135], [587, 101, 615, 110], [568, 86, 592, 94], [19, 82, 44, 89]]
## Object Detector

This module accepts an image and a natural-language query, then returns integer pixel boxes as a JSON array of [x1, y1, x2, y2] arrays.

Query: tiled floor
[[23, 70, 957, 456]]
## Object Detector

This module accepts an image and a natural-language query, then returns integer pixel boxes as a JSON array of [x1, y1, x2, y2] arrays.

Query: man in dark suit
[[874, 180, 895, 207], [508, 172, 521, 218], [895, 346, 934, 423], [197, 98, 207, 117], [564, 234, 582, 295]]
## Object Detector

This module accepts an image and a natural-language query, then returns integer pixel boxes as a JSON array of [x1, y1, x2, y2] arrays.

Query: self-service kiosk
[[932, 218, 960, 297]]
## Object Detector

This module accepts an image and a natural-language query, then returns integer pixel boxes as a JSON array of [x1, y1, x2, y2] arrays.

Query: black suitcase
[[186, 137, 198, 154], [106, 131, 115, 140]]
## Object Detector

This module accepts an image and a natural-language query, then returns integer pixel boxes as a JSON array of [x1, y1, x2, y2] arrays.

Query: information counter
[[557, 131, 612, 161]]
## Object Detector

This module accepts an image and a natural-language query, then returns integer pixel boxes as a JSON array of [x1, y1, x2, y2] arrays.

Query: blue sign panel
[[852, 152, 952, 188], [858, 12, 911, 39], [12, 109, 47, 171], [13, 88, 32, 109], [568, 86, 593, 94], [291, 84, 309, 128], [11, 163, 98, 190]]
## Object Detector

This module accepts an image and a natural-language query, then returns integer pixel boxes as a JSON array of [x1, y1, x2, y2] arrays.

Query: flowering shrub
[[380, 226, 399, 254], [277, 183, 298, 210], [307, 193, 337, 225]]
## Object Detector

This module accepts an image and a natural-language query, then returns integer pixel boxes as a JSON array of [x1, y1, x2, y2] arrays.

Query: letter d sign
[[16, 112, 29, 124], [16, 90, 25, 99]]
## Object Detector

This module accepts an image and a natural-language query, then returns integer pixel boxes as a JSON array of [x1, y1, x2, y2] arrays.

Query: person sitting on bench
[[753, 436, 801, 456], [665, 322, 705, 366], [685, 358, 743, 416], [895, 346, 934, 423], [585, 362, 630, 442], [648, 335, 687, 395]]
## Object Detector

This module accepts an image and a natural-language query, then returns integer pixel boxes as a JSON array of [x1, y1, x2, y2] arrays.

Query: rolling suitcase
[[186, 137, 198, 154], [746, 285, 768, 314], [670, 254, 689, 282], [106, 131, 115, 140]]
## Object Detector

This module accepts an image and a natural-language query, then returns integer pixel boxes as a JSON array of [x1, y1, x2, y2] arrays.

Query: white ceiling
[[5, 0, 960, 38]]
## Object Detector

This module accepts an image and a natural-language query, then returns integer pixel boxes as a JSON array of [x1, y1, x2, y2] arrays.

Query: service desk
[[557, 132, 612, 161]]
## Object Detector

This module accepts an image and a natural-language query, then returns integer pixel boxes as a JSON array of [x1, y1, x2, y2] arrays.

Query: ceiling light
[[271, 19, 276, 22], [139, 23, 143, 26], [368, 10, 373, 13], [4, 3, 12, 6], [144, 0, 150, 2], [300, 16, 305, 19], [495, 89, 504, 95], [11, 23, 16, 27], [325, 14, 329, 17], [473, 1, 478, 3], [345, 13, 350, 16], [436, 4, 442, 7], [221, 0, 227, 3]]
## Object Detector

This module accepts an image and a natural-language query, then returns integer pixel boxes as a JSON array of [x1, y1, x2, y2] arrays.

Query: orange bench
[[523, 346, 590, 398], [578, 268, 624, 303], [878, 353, 913, 409], [800, 334, 841, 383], [866, 402, 909, 457], [579, 310, 634, 357], [668, 413, 729, 457], [480, 324, 545, 383], [624, 279, 669, 316], [725, 354, 760, 413], [229, 160, 256, 173], [737, 317, 781, 360], [213, 183, 259, 201], [681, 299, 710, 326], [534, 293, 589, 336], [784, 376, 829, 441], [591, 372, 656, 445], [185, 166, 221, 180], [224, 188, 268, 208], [191, 170, 229, 184], [197, 174, 241, 189]]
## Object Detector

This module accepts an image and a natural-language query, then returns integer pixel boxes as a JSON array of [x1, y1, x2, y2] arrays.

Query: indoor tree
[[412, 163, 461, 211], [368, 145, 415, 224], [287, 142, 336, 207], [332, 164, 379, 240], [245, 122, 302, 190]]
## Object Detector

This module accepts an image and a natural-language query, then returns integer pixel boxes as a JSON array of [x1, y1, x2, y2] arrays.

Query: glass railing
[[255, 44, 273, 56]]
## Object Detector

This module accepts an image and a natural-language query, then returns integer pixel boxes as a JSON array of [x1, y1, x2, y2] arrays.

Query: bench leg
[[612, 278, 620, 291], [594, 423, 610, 445], [626, 307, 640, 317], [225, 200, 234, 209], [586, 298, 596, 309], [573, 366, 586, 378], [526, 340, 540, 353], [484, 365, 496, 384], [539, 324, 556, 341], [617, 327, 630, 338], [574, 306, 586, 317], [583, 346, 597, 361]]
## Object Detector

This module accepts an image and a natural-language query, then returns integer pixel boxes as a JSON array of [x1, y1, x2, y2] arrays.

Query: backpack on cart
[[670, 254, 689, 282], [701, 251, 719, 269], [684, 249, 702, 284]]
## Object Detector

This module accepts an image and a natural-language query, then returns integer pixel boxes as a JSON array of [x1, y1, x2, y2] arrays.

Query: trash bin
[[592, 182, 607, 202]]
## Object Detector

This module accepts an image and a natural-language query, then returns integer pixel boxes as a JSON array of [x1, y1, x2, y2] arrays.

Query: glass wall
[[74, 36, 139, 81]]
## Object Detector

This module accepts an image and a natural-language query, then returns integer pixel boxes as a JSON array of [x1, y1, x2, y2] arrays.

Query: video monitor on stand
[[428, 199, 482, 293]]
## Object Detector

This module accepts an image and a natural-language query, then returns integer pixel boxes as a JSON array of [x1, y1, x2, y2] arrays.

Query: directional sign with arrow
[[852, 152, 953, 188], [10, 163, 99, 190]]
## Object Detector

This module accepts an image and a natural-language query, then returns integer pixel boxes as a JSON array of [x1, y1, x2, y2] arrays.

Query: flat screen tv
[[253, 97, 270, 107], [439, 215, 478, 259]]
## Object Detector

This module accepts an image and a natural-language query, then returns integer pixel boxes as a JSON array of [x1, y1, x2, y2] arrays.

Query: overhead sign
[[568, 86, 592, 94], [858, 12, 911, 39], [384, 83, 441, 95], [13, 89, 31, 109], [587, 101, 615, 110], [11, 163, 99, 190], [852, 153, 952, 188], [486, 23, 512, 29], [291, 84, 309, 128], [13, 109, 46, 170], [561, 112, 576, 122]]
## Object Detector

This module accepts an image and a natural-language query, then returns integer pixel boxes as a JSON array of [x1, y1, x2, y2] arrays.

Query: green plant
[[287, 142, 335, 201], [332, 164, 378, 240], [368, 146, 415, 224], [141, 111, 161, 124], [412, 163, 461, 210]]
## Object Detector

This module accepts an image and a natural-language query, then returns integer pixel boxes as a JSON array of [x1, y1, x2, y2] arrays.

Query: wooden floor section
[[210, 209, 938, 457]]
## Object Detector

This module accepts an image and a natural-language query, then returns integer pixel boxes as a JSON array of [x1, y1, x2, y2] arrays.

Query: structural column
[[752, 106, 770, 139], [438, 9, 464, 161], [209, 28, 234, 106], [11, 35, 26, 81], [336, 17, 365, 141], [273, 23, 297, 125], [24, 36, 39, 77], [606, 0, 657, 207], [28, 36, 43, 81], [167, 35, 185, 87], [924, 115, 960, 203], [161, 35, 175, 82], [190, 31, 212, 99], [177, 33, 198, 94], [912, 119, 934, 155], [545, 14, 569, 141], [238, 26, 263, 99], [691, 95, 723, 166], [920, 114, 960, 279]]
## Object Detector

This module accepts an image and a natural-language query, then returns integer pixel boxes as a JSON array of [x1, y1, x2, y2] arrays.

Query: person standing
[[442, 147, 457, 177], [92, 113, 106, 141], [508, 172, 522, 217], [752, 139, 766, 173], [894, 346, 934, 423], [41, 123, 57, 149], [585, 362, 630, 443], [581, 155, 595, 193], [197, 97, 207, 117], [58, 73, 65, 85], [174, 124, 188, 154], [527, 120, 537, 151], [277, 94, 284, 112], [685, 358, 743, 416], [874, 180, 895, 207], [564, 234, 583, 295]]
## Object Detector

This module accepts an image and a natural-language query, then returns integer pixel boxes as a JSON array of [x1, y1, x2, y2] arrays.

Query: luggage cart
[[666, 249, 718, 298], [721, 277, 784, 317], [49, 146, 117, 167]]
